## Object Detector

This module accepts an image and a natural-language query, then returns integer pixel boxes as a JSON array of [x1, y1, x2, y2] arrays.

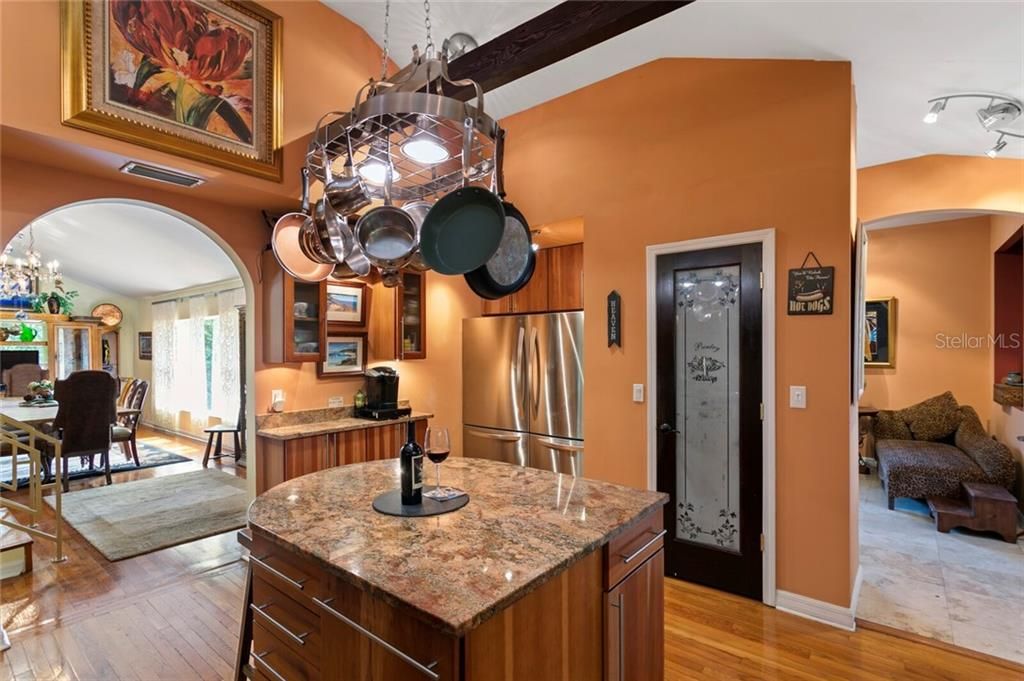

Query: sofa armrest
[[955, 429, 1016, 489], [872, 410, 912, 441]]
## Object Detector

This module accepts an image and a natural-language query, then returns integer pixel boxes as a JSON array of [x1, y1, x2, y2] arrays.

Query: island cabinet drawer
[[253, 620, 320, 681], [252, 576, 322, 666], [251, 536, 326, 612], [316, 573, 461, 681], [604, 511, 665, 590]]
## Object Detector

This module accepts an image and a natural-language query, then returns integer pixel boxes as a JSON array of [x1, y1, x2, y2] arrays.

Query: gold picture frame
[[61, 0, 282, 180], [864, 297, 896, 369]]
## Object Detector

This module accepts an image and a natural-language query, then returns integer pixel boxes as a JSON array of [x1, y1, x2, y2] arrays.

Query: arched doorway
[[2, 198, 258, 499]]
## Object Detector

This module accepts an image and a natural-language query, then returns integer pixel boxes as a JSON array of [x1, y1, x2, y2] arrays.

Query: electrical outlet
[[632, 384, 644, 403], [271, 389, 285, 413], [789, 386, 807, 409], [328, 396, 344, 408]]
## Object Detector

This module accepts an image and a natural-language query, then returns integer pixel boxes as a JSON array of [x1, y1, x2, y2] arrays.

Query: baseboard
[[776, 579, 860, 632]]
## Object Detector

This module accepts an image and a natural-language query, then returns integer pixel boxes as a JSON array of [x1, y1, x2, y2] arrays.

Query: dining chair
[[112, 380, 149, 467], [4, 364, 47, 398], [45, 371, 118, 491]]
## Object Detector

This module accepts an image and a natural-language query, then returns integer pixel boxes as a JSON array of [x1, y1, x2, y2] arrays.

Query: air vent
[[119, 161, 205, 188]]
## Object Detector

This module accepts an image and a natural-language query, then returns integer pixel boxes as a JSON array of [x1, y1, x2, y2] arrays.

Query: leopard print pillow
[[900, 391, 961, 441]]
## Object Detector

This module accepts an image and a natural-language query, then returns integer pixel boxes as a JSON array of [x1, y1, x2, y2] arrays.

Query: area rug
[[43, 469, 248, 561], [0, 442, 190, 487]]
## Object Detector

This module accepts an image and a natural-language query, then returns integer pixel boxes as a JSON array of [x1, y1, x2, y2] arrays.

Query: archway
[[3, 198, 259, 499]]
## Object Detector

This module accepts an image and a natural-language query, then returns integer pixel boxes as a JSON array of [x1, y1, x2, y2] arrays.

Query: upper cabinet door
[[511, 248, 550, 314], [548, 243, 584, 311]]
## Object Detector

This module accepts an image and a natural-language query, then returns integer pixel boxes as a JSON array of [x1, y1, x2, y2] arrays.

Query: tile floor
[[857, 474, 1024, 663]]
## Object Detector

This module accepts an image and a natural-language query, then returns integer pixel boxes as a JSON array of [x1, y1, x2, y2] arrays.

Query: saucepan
[[465, 129, 536, 299], [271, 167, 333, 282], [310, 144, 353, 263], [419, 117, 505, 275], [401, 200, 433, 272], [355, 158, 418, 270]]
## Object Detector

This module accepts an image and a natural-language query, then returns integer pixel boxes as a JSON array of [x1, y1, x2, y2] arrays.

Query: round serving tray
[[371, 489, 469, 517]]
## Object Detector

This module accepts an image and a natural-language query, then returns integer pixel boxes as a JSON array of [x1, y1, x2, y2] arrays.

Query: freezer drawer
[[463, 426, 528, 467], [529, 435, 584, 477]]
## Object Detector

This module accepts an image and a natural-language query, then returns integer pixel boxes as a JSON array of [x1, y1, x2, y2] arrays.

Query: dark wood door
[[655, 244, 763, 600]]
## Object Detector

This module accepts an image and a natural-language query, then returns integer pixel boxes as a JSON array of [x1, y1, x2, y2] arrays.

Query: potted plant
[[32, 289, 79, 316], [26, 379, 54, 401]]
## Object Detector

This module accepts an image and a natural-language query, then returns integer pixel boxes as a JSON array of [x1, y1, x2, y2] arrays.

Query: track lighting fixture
[[922, 92, 1023, 158]]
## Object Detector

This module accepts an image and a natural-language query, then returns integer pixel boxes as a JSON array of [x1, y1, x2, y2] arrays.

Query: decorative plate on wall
[[92, 303, 123, 327]]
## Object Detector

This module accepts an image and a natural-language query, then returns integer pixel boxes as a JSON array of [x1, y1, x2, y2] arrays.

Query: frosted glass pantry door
[[674, 266, 741, 552]]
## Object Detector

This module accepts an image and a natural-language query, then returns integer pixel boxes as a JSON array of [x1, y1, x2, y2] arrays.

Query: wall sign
[[788, 252, 835, 316], [607, 291, 621, 347]]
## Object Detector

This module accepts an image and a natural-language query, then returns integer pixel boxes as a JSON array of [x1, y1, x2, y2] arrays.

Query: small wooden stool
[[927, 481, 1019, 543], [203, 424, 242, 467]]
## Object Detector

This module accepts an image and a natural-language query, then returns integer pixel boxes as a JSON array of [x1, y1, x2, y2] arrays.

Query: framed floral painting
[[61, 0, 282, 180]]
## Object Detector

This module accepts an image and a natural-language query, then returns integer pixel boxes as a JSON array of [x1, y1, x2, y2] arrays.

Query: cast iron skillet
[[464, 130, 535, 299]]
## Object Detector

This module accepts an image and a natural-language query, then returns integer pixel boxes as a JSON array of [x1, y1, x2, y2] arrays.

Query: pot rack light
[[922, 92, 1024, 158]]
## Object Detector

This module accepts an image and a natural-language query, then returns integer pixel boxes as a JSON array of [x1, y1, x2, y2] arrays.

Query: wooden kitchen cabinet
[[481, 243, 583, 316], [368, 271, 427, 361], [604, 514, 665, 681], [548, 242, 584, 311], [261, 249, 325, 364]]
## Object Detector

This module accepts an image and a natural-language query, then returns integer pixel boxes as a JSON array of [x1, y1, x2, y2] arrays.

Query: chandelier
[[1, 225, 63, 297]]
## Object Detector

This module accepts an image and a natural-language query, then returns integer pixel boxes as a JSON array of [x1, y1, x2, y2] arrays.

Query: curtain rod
[[152, 286, 244, 306]]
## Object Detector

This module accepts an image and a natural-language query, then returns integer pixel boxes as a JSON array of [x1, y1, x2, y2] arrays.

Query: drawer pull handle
[[253, 651, 288, 681], [620, 529, 666, 565], [251, 555, 307, 591], [251, 603, 309, 646], [313, 596, 440, 680]]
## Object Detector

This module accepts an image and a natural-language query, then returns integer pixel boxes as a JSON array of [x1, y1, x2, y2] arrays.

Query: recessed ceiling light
[[358, 161, 401, 186]]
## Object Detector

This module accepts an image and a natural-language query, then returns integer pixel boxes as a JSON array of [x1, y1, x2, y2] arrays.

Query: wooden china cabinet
[[368, 270, 426, 361]]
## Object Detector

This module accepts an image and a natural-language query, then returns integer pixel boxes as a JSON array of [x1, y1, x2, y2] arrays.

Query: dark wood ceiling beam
[[446, 1, 694, 97]]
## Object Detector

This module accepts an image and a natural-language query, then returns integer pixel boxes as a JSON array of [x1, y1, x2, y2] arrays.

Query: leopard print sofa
[[873, 392, 1016, 510]]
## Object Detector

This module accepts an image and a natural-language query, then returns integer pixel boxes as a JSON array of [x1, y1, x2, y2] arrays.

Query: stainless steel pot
[[355, 165, 417, 269], [401, 200, 433, 272], [310, 145, 352, 263]]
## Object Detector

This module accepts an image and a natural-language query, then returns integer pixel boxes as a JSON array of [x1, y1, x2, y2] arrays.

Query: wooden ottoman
[[927, 482, 1019, 543]]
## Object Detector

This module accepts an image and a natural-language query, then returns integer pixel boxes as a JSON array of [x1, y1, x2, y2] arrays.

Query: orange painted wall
[[502, 58, 855, 607], [862, 216, 994, 411], [858, 156, 1024, 223]]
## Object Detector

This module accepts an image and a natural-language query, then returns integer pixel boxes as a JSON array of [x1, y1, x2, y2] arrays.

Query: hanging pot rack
[[306, 53, 501, 204]]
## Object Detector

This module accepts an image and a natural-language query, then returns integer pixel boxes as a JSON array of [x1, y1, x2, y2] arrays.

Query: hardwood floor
[[2, 438, 1018, 680]]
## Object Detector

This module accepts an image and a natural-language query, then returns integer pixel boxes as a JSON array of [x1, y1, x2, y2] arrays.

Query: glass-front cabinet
[[289, 280, 323, 362], [53, 324, 94, 380], [399, 271, 425, 360]]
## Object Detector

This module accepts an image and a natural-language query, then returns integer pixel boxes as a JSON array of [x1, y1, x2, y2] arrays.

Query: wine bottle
[[400, 421, 423, 505]]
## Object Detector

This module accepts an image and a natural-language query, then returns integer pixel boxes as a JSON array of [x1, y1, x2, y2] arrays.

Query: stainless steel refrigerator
[[463, 312, 584, 476]]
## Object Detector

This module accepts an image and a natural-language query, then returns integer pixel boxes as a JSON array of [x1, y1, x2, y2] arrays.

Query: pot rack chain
[[423, 0, 435, 58], [379, 0, 390, 81]]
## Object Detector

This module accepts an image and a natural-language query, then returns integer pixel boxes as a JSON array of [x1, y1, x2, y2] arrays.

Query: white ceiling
[[325, 1, 1024, 167], [12, 203, 239, 297]]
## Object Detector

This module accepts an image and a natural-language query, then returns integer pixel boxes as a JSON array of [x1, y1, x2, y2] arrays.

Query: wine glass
[[422, 426, 451, 500]]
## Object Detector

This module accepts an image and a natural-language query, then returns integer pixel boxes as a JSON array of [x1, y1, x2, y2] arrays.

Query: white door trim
[[645, 228, 777, 607]]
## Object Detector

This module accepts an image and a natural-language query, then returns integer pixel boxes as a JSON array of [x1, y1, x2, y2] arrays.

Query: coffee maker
[[356, 367, 412, 420]]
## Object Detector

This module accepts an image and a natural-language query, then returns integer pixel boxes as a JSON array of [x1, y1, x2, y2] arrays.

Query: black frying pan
[[464, 130, 536, 300]]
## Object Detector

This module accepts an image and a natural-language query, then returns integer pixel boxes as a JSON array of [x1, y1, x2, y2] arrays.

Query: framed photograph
[[138, 331, 153, 360], [864, 298, 896, 368], [61, 0, 282, 180], [318, 333, 367, 377], [324, 282, 368, 326]]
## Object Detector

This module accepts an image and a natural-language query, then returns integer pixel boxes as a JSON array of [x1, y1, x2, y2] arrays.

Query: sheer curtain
[[151, 288, 243, 433], [212, 289, 244, 424]]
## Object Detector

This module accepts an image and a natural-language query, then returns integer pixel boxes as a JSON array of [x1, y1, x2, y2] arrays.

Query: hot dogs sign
[[788, 252, 835, 316]]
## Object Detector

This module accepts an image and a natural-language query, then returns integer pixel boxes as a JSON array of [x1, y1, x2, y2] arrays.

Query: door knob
[[659, 423, 679, 434]]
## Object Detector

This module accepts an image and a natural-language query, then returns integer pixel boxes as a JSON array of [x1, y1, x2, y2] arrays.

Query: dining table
[[0, 396, 134, 427]]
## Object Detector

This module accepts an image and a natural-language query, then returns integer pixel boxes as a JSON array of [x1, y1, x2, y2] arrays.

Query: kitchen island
[[245, 457, 668, 681]]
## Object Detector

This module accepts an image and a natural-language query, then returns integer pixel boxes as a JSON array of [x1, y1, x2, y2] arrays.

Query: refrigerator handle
[[530, 325, 540, 419], [516, 326, 526, 410]]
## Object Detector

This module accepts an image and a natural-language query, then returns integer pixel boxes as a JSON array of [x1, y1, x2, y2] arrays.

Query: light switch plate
[[632, 384, 644, 403], [790, 386, 807, 409], [271, 389, 285, 413], [328, 396, 344, 408]]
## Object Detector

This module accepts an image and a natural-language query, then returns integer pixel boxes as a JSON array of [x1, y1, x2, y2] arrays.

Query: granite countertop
[[256, 410, 433, 441], [248, 458, 668, 636]]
